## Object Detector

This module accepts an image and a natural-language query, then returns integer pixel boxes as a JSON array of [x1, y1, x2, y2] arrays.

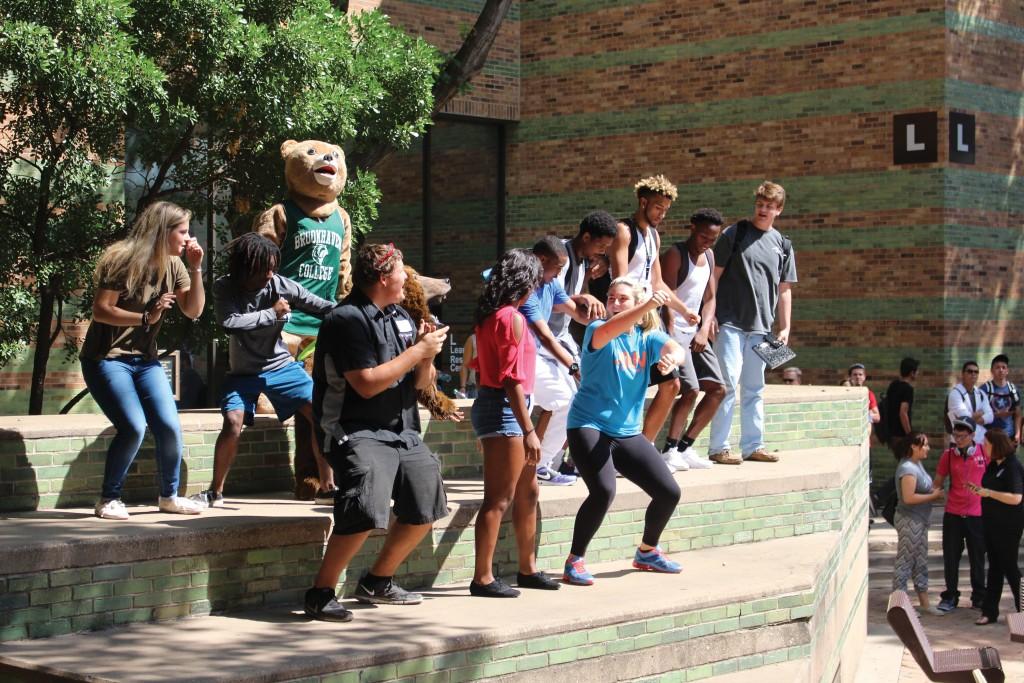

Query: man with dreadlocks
[[191, 233, 337, 507]]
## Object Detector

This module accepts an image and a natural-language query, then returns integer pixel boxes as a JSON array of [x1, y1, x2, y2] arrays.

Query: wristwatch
[[569, 362, 580, 374]]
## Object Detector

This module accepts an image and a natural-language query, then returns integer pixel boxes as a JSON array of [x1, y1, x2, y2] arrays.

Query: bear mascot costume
[[253, 139, 351, 501]]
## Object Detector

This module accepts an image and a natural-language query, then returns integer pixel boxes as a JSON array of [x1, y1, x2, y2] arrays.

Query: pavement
[[856, 515, 1024, 683]]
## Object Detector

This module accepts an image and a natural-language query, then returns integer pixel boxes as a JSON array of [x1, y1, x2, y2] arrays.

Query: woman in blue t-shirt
[[563, 277, 687, 585]]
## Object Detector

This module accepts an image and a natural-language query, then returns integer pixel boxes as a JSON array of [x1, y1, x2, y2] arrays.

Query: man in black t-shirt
[[304, 243, 449, 623], [884, 357, 919, 443]]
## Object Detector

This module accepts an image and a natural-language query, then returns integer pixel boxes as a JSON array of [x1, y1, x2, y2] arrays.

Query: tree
[[0, 0, 168, 414], [0, 0, 440, 413]]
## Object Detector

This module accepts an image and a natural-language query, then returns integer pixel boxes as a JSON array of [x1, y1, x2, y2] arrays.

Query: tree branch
[[348, 0, 512, 171], [136, 121, 198, 214]]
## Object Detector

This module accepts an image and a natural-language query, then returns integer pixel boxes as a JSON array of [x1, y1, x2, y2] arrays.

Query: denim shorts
[[221, 361, 312, 425], [471, 386, 532, 439]]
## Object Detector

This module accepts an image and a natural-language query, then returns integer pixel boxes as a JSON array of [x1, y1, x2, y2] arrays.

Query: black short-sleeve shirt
[[981, 454, 1024, 527], [884, 380, 914, 437], [313, 289, 420, 449]]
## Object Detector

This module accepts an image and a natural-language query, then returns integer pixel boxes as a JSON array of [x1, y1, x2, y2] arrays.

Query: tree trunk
[[28, 286, 56, 415], [349, 0, 513, 171]]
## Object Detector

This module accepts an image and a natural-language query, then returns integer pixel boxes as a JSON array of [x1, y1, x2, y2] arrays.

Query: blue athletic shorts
[[221, 361, 312, 425]]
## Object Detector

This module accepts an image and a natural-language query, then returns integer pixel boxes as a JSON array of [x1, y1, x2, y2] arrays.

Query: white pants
[[533, 351, 577, 471]]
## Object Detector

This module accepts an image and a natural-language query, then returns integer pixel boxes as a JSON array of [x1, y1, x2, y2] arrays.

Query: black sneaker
[[354, 577, 423, 605], [304, 587, 353, 622], [517, 571, 561, 590], [189, 489, 223, 508], [470, 578, 521, 598]]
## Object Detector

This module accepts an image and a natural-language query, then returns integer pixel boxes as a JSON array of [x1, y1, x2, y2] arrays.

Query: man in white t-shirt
[[659, 209, 726, 471]]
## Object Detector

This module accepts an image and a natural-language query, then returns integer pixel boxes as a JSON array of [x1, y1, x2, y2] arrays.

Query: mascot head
[[281, 139, 347, 203]]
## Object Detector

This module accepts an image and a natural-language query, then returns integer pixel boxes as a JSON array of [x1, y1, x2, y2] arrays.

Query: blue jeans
[[81, 356, 182, 500], [708, 326, 767, 457]]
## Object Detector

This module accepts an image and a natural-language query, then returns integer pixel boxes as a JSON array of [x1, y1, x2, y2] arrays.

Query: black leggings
[[567, 427, 681, 557]]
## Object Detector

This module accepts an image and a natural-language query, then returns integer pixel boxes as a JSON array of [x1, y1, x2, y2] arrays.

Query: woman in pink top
[[469, 249, 558, 597], [933, 416, 989, 613]]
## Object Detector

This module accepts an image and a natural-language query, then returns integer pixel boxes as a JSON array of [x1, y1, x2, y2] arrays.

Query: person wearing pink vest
[[933, 417, 989, 613]]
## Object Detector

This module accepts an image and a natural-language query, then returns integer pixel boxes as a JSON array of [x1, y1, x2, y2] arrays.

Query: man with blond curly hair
[[601, 175, 700, 466], [707, 181, 797, 465]]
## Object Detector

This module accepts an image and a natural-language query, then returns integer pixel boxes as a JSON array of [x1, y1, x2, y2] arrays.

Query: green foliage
[[0, 0, 439, 411]]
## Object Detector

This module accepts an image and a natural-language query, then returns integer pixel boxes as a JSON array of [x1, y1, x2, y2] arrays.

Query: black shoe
[[189, 489, 223, 508], [517, 571, 561, 590], [470, 578, 521, 598], [304, 587, 353, 622], [354, 577, 423, 605]]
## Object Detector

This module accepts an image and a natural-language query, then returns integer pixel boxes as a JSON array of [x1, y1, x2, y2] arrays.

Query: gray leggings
[[893, 510, 930, 592]]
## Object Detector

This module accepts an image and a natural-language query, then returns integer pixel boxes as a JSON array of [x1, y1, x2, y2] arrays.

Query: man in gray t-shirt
[[707, 182, 798, 464]]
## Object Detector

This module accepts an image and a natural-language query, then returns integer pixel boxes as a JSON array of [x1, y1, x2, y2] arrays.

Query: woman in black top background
[[967, 429, 1024, 625]]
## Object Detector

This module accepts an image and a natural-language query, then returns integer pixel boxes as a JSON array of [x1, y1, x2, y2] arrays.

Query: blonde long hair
[[608, 276, 660, 333], [94, 202, 191, 296]]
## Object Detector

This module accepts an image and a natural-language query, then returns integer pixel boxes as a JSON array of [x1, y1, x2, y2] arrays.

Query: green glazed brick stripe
[[0, 543, 324, 642], [794, 224, 1024, 252], [1, 394, 868, 511], [512, 79, 1021, 145], [947, 80, 1024, 119], [511, 80, 946, 144], [0, 427, 297, 512], [280, 492, 866, 683], [796, 297, 1024, 322], [521, 11, 1024, 78], [947, 12, 1024, 44], [944, 168, 1024, 213], [506, 169, 951, 230], [0, 479, 861, 642], [620, 646, 813, 682], [522, 13, 946, 78], [779, 347, 1024, 373], [308, 485, 848, 604], [283, 595, 817, 683]]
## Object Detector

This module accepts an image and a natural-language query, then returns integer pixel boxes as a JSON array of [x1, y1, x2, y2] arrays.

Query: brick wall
[[371, 0, 1023, 437], [0, 387, 867, 511]]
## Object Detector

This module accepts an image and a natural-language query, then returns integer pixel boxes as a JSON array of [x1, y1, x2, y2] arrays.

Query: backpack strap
[[673, 241, 690, 284], [1011, 382, 1020, 404], [622, 217, 640, 263]]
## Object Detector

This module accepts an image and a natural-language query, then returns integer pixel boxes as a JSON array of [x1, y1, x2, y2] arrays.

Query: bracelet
[[524, 428, 535, 436], [141, 309, 150, 328], [190, 268, 202, 274]]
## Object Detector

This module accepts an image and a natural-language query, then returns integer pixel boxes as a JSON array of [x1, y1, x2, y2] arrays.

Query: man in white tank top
[[659, 210, 727, 471], [607, 175, 701, 454]]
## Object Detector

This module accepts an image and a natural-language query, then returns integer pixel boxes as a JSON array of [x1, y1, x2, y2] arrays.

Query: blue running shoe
[[537, 466, 577, 486], [633, 547, 682, 573], [563, 554, 594, 585]]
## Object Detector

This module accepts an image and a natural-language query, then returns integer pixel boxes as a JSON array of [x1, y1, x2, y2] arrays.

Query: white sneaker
[[94, 498, 130, 520], [665, 449, 690, 471], [158, 496, 205, 515], [679, 447, 713, 470]]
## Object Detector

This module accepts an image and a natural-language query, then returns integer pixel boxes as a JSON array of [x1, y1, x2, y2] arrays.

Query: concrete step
[[1, 385, 868, 511], [0, 533, 843, 683], [0, 447, 862, 643]]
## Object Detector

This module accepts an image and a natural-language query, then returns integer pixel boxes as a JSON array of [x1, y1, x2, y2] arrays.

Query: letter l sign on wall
[[949, 112, 976, 164], [893, 112, 938, 164]]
